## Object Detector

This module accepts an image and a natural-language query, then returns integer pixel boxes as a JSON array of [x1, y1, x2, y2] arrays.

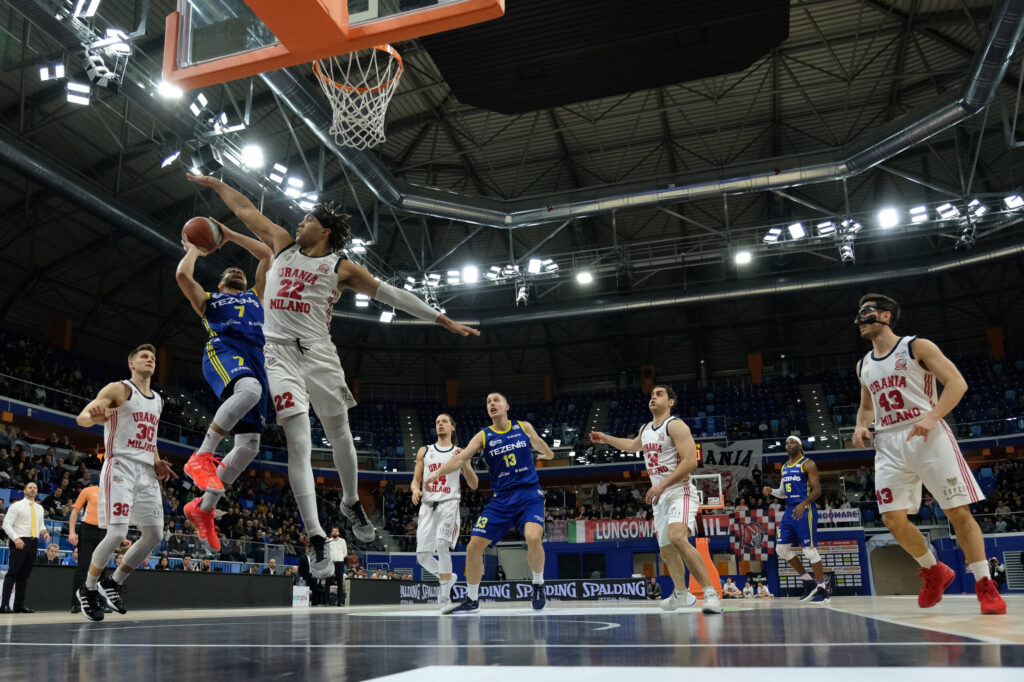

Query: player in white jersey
[[852, 293, 1005, 615], [74, 344, 177, 621], [411, 413, 479, 609], [187, 174, 480, 578], [590, 385, 722, 614]]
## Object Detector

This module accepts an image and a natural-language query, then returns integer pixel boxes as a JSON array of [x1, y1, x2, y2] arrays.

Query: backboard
[[692, 473, 724, 511], [163, 0, 505, 91]]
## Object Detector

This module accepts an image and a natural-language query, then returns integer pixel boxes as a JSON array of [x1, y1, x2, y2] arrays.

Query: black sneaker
[[341, 501, 376, 543], [77, 587, 105, 622], [98, 577, 127, 614], [307, 535, 334, 579], [531, 583, 546, 611], [70, 603, 81, 614], [799, 579, 817, 601], [443, 598, 480, 615]]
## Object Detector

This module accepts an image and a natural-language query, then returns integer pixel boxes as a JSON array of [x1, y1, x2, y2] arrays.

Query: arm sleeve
[[770, 487, 785, 499], [373, 282, 441, 323]]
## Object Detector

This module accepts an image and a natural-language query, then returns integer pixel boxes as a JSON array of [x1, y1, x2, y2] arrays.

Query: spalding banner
[[347, 578, 647, 606]]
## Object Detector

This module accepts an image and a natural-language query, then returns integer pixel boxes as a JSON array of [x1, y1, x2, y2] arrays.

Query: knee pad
[[802, 546, 821, 564], [232, 376, 263, 407], [775, 543, 796, 560]]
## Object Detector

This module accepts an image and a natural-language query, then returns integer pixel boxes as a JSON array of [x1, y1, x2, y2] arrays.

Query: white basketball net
[[314, 45, 404, 150]]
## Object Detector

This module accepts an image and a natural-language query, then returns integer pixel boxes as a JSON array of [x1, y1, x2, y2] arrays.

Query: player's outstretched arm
[[338, 261, 481, 337], [588, 429, 641, 453], [175, 238, 209, 316], [426, 432, 482, 483], [76, 382, 128, 427], [411, 446, 427, 505], [852, 360, 874, 449], [186, 174, 293, 254], [211, 219, 275, 297], [521, 421, 555, 460]]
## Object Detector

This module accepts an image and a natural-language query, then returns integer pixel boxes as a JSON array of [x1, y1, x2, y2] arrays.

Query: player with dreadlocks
[[186, 174, 479, 578]]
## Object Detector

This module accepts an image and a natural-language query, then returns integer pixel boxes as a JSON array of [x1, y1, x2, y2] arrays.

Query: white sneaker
[[438, 573, 457, 608], [660, 590, 698, 610], [701, 590, 723, 614]]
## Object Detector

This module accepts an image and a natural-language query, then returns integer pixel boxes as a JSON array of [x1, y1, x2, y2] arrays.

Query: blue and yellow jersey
[[203, 289, 265, 350], [478, 420, 539, 494], [780, 456, 811, 508]]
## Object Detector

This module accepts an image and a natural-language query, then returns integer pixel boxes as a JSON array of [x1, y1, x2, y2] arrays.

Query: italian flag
[[568, 520, 586, 543]]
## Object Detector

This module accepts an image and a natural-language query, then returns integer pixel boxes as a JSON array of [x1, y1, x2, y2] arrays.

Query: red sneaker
[[974, 577, 1007, 615], [917, 562, 955, 608], [184, 498, 221, 552], [184, 451, 224, 493]]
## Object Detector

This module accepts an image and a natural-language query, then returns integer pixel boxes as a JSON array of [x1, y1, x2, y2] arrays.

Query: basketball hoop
[[313, 44, 404, 150]]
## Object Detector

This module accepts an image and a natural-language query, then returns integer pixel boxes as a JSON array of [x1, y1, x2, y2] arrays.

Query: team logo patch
[[112, 476, 123, 483], [894, 358, 907, 370], [318, 263, 330, 274], [265, 355, 278, 367], [942, 475, 967, 500]]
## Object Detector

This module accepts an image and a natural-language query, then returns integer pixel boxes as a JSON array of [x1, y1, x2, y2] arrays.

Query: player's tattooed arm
[[520, 421, 554, 460], [426, 431, 483, 484], [411, 446, 427, 505], [185, 174, 293, 253], [852, 360, 874, 449], [175, 237, 208, 317], [76, 382, 129, 427]]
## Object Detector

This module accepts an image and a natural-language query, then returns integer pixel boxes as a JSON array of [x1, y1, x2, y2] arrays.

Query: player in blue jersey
[[763, 436, 829, 603], [175, 220, 273, 551], [425, 392, 555, 614]]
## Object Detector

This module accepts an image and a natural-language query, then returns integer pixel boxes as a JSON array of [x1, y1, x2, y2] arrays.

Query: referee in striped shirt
[[2, 482, 50, 613]]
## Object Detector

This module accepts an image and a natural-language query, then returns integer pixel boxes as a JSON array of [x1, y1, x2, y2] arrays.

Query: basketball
[[182, 217, 222, 254]]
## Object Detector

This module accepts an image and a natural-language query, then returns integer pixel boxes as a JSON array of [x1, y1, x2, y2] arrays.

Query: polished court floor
[[0, 596, 1019, 681]]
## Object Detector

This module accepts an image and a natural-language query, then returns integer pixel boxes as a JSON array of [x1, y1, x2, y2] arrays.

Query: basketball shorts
[[264, 339, 356, 421], [417, 498, 460, 552], [873, 419, 984, 514], [653, 482, 698, 547], [201, 337, 268, 433], [471, 486, 545, 545], [97, 457, 164, 529], [778, 504, 818, 548]]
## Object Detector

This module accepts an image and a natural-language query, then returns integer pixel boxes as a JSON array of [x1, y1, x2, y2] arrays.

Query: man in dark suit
[[37, 543, 62, 565]]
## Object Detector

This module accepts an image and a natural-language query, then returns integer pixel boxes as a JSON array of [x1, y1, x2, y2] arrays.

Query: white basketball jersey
[[641, 416, 688, 488], [263, 243, 343, 343], [859, 336, 936, 433], [104, 380, 162, 466], [422, 443, 461, 504]]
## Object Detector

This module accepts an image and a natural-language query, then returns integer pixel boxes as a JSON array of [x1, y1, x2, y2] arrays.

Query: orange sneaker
[[917, 562, 955, 608], [184, 451, 224, 493], [184, 498, 221, 552], [975, 577, 1007, 615]]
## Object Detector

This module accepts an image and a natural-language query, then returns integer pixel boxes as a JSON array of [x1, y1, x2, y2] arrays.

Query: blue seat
[[934, 507, 947, 520]]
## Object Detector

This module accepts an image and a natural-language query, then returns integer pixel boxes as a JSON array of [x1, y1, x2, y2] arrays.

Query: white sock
[[673, 589, 687, 598], [112, 568, 131, 585], [85, 573, 99, 590], [199, 428, 224, 454], [532, 571, 544, 585], [468, 583, 480, 600], [915, 551, 937, 569], [817, 580, 827, 587], [969, 560, 990, 581], [703, 585, 717, 596], [799, 572, 813, 581]]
